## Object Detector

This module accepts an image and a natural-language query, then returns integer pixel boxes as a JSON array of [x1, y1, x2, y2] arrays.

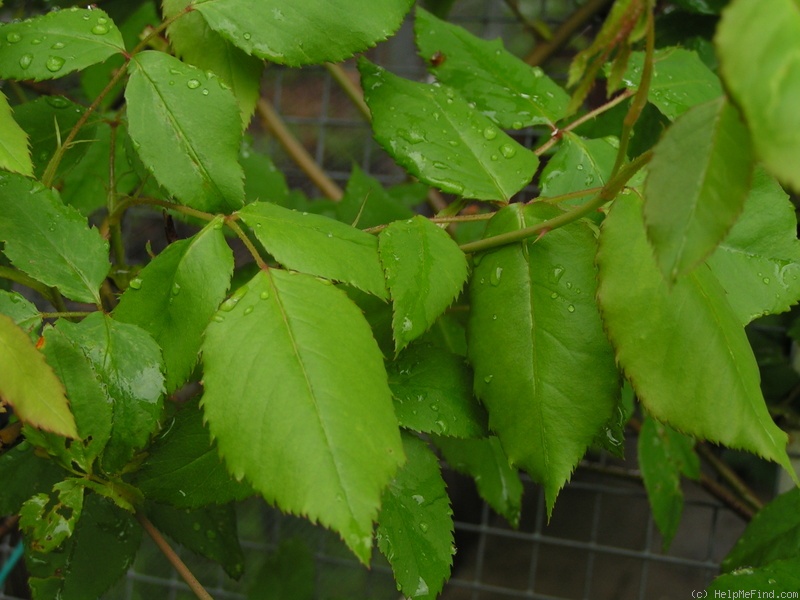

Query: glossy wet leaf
[[20, 479, 84, 553], [539, 133, 618, 201], [202, 269, 404, 564], [387, 344, 487, 438], [708, 558, 800, 596], [0, 443, 64, 516], [596, 191, 794, 475], [0, 172, 109, 304], [0, 290, 41, 339], [415, 7, 569, 129], [193, 0, 413, 66], [0, 314, 77, 438], [644, 97, 753, 281], [0, 8, 124, 81], [620, 48, 723, 120], [0, 90, 32, 175], [130, 401, 253, 509], [722, 488, 800, 572], [379, 216, 469, 352], [435, 435, 523, 527], [115, 218, 234, 392], [164, 0, 262, 128], [338, 165, 414, 229], [377, 434, 453, 600], [716, 0, 800, 191], [360, 59, 538, 201], [239, 201, 388, 299], [467, 203, 619, 513], [638, 416, 700, 550], [126, 51, 245, 213], [55, 313, 165, 473]]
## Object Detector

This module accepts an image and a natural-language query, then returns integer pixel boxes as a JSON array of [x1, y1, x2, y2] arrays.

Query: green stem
[[109, 197, 217, 227], [39, 311, 94, 319], [226, 219, 267, 270], [459, 150, 652, 254], [324, 63, 371, 121], [525, 0, 614, 66]]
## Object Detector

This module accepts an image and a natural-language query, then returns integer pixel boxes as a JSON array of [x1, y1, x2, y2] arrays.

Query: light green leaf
[[239, 201, 388, 299], [55, 313, 165, 473], [125, 51, 245, 213], [387, 344, 488, 438], [202, 269, 404, 563], [0, 8, 124, 81], [115, 218, 234, 392], [377, 434, 453, 600], [708, 558, 800, 596], [435, 435, 523, 527], [644, 97, 753, 281], [0, 290, 41, 339], [20, 480, 84, 554], [338, 165, 415, 230], [620, 48, 723, 121], [359, 59, 538, 201], [130, 401, 253, 509], [539, 133, 618, 201], [467, 203, 619, 513], [716, 0, 800, 191], [0, 313, 77, 438], [596, 190, 794, 475], [0, 90, 32, 175], [415, 8, 569, 129], [164, 0, 262, 129], [0, 172, 109, 304], [379, 216, 468, 352], [193, 0, 413, 66], [638, 416, 700, 550]]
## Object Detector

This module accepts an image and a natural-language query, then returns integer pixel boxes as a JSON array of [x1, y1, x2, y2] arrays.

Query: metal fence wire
[[0, 1, 766, 599]]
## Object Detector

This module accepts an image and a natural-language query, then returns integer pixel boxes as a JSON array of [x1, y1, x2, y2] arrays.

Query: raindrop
[[512, 120, 523, 129], [187, 79, 201, 89], [51, 41, 65, 49], [576, 164, 584, 171], [500, 144, 516, 158], [483, 127, 498, 140], [259, 290, 270, 300], [6, 33, 22, 44], [45, 55, 65, 72], [202, 89, 209, 96], [763, 277, 770, 284], [19, 53, 33, 70], [244, 306, 254, 315], [567, 304, 575, 313], [212, 315, 224, 323], [129, 278, 143, 290], [220, 285, 249, 311], [492, 314, 497, 320], [550, 291, 558, 299], [171, 282, 181, 296], [91, 23, 109, 35], [430, 403, 439, 411], [243, 32, 252, 41], [213, 220, 223, 230], [484, 374, 493, 383], [490, 266, 503, 285], [419, 522, 429, 533], [552, 265, 565, 282], [30, 38, 43, 45], [402, 317, 413, 332], [412, 494, 425, 504]]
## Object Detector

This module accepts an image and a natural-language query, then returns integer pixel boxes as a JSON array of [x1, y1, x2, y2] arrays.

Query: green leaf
[[25, 494, 141, 600], [146, 502, 245, 579], [467, 203, 619, 513], [708, 558, 800, 596], [202, 269, 404, 563], [716, 0, 800, 191], [387, 344, 488, 438], [637, 416, 700, 550], [115, 218, 234, 392], [130, 401, 252, 508], [707, 168, 800, 325], [359, 59, 538, 201], [722, 488, 800, 572], [0, 8, 124, 81], [539, 133, 618, 201], [596, 190, 794, 475], [55, 313, 165, 473], [249, 539, 315, 600], [164, 0, 263, 128], [673, 0, 728, 14], [0, 442, 64, 515], [0, 90, 32, 175], [435, 435, 523, 527], [241, 139, 289, 205], [415, 8, 569, 129], [377, 434, 453, 600], [0, 313, 78, 438], [644, 97, 753, 281], [0, 290, 41, 339], [620, 48, 723, 121], [193, 0, 413, 66], [125, 50, 245, 213], [20, 479, 85, 553], [0, 172, 109, 304], [338, 165, 414, 229], [379, 216, 469, 352], [238, 201, 388, 299]]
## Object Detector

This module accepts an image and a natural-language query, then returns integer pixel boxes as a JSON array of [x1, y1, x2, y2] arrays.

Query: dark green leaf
[[377, 434, 453, 600], [379, 216, 469, 352], [596, 190, 794, 476], [126, 50, 245, 212], [435, 435, 523, 527], [387, 344, 488, 438], [202, 270, 404, 563], [20, 479, 84, 553], [359, 59, 538, 202], [708, 558, 800, 595], [644, 97, 753, 281], [0, 442, 64, 515], [0, 172, 109, 304], [0, 290, 41, 339], [338, 165, 414, 229], [193, 0, 414, 66], [716, 0, 800, 191], [239, 201, 388, 299], [0, 8, 124, 81], [539, 133, 618, 201], [249, 539, 315, 600], [0, 89, 32, 176], [673, 0, 728, 14], [415, 7, 569, 129], [468, 203, 619, 513], [115, 218, 234, 392]]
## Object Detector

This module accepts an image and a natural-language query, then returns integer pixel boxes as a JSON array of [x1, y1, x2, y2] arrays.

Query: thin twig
[[324, 63, 371, 121], [226, 219, 267, 270], [696, 444, 764, 513]]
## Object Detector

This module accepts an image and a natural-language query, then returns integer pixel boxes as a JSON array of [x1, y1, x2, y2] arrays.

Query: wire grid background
[[0, 0, 763, 598]]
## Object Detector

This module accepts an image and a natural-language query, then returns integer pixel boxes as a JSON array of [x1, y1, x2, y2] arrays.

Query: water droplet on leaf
[[483, 127, 498, 140], [91, 23, 109, 35], [500, 144, 516, 158], [129, 278, 142, 290], [187, 79, 200, 89], [19, 53, 33, 69], [6, 33, 22, 43], [45, 55, 65, 72], [490, 266, 503, 285]]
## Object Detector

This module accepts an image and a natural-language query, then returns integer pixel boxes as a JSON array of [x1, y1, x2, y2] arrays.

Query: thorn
[[534, 228, 549, 242]]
